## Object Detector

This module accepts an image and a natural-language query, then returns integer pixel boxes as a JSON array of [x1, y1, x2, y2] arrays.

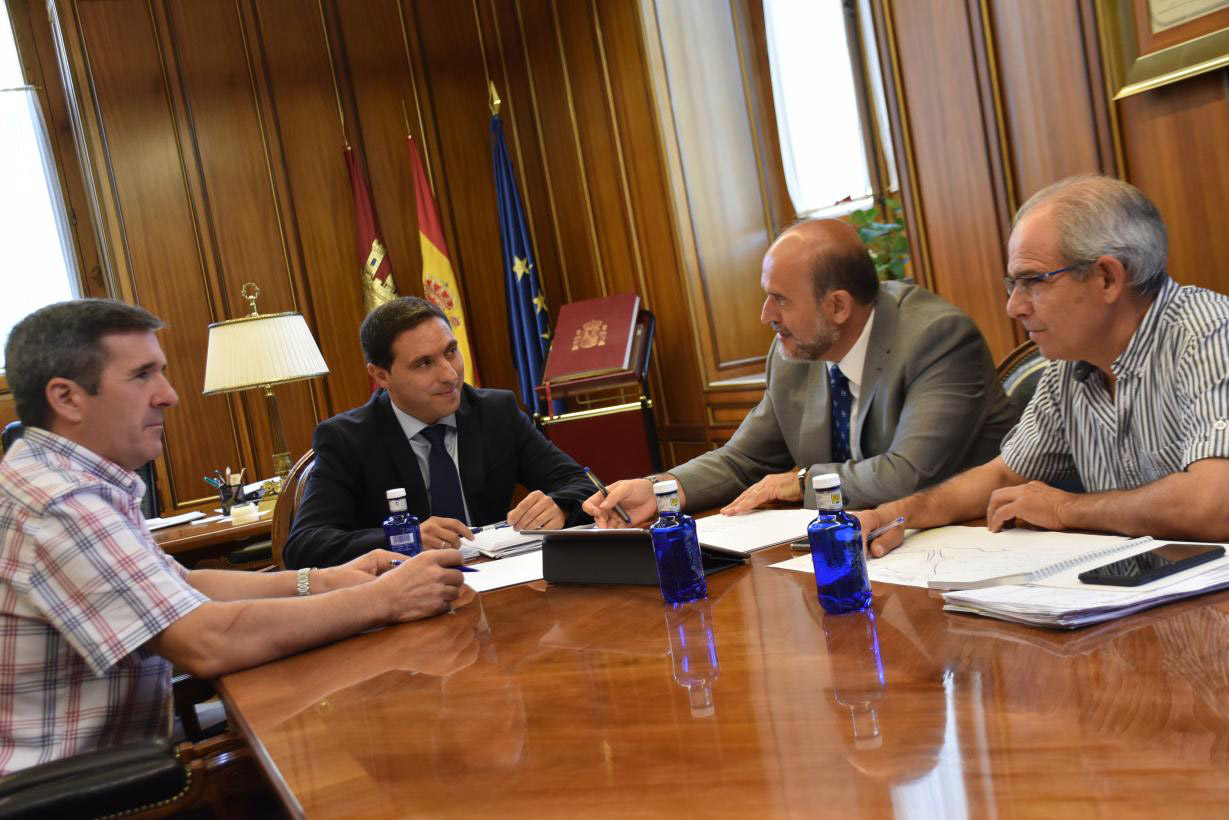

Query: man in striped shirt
[[0, 300, 468, 774], [857, 174, 1229, 554]]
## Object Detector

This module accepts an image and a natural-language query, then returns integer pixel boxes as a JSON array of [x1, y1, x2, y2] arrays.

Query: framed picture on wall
[[1097, 0, 1229, 98]]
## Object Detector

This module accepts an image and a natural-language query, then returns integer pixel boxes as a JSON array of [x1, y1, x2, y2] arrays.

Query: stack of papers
[[464, 551, 544, 592], [943, 557, 1229, 628], [469, 526, 542, 558], [771, 526, 1229, 629]]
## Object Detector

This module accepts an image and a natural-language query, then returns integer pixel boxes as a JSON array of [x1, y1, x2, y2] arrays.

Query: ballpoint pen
[[472, 521, 511, 533], [583, 467, 632, 524], [789, 515, 906, 550], [866, 516, 906, 543]]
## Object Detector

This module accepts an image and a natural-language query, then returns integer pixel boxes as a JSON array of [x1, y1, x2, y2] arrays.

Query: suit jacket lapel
[[454, 388, 486, 518], [375, 391, 430, 518], [852, 295, 897, 459]]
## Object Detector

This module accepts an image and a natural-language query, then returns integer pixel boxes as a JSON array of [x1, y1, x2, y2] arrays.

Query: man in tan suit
[[586, 219, 1016, 526]]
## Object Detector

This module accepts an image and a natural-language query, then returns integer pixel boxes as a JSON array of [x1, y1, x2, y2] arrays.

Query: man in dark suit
[[284, 297, 592, 569]]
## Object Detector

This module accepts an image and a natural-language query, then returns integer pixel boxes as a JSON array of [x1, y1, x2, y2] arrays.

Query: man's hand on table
[[420, 516, 475, 549], [720, 470, 803, 515], [507, 490, 565, 530], [986, 481, 1073, 533], [851, 508, 906, 557], [377, 548, 466, 621]]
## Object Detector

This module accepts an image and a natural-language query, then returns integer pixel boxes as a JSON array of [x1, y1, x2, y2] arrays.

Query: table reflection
[[664, 600, 721, 718]]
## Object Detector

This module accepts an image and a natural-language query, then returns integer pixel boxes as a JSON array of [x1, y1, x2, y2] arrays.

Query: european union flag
[[491, 114, 558, 415]]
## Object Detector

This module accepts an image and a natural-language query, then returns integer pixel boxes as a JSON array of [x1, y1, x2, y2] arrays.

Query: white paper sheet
[[145, 511, 205, 530], [464, 551, 544, 593], [862, 526, 1129, 588], [694, 508, 816, 555]]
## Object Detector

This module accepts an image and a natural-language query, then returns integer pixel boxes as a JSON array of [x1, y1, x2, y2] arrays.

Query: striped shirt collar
[[1072, 276, 1178, 383]]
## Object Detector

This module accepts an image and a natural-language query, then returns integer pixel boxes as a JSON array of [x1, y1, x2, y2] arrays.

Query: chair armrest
[[0, 740, 189, 820]]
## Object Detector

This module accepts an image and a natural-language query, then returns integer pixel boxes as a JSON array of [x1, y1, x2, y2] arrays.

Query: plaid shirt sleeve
[[26, 484, 207, 677]]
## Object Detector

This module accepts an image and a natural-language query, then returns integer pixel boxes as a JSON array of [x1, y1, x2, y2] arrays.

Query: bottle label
[[817, 488, 844, 511], [389, 532, 416, 547], [655, 489, 681, 513]]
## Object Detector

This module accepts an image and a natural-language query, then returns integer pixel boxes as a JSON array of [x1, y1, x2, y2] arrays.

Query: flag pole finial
[[488, 81, 501, 117]]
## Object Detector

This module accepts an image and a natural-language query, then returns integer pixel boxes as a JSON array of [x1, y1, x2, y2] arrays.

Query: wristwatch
[[797, 467, 808, 499], [296, 567, 315, 597]]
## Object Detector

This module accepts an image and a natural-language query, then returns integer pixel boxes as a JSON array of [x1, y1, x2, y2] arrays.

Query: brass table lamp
[[202, 283, 329, 485]]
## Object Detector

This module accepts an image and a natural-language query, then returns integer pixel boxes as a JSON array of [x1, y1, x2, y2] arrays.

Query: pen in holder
[[220, 476, 246, 515]]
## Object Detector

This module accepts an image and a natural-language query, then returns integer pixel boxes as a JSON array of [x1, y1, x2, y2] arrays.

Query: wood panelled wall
[[873, 0, 1229, 363], [17, 0, 1229, 511], [40, 0, 785, 511]]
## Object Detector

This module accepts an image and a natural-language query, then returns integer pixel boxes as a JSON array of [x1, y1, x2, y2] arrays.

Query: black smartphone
[[1077, 542, 1225, 587]]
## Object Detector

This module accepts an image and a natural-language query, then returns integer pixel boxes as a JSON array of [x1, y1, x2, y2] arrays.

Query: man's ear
[[45, 377, 86, 425], [1091, 255, 1129, 303], [367, 363, 390, 389], [825, 289, 855, 324]]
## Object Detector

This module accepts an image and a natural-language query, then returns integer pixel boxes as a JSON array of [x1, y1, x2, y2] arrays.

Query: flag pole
[[316, 0, 349, 148], [396, 1, 436, 195], [489, 81, 501, 117]]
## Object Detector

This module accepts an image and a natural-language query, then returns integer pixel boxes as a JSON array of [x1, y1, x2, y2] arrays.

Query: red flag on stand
[[344, 146, 398, 315]]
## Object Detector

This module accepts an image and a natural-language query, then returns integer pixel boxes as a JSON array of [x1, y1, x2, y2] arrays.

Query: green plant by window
[[849, 197, 909, 281]]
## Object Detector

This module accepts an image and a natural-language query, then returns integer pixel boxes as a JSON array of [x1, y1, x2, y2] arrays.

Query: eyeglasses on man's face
[[1002, 265, 1077, 298]]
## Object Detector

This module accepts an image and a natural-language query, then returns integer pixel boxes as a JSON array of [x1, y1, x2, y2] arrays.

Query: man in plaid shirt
[[0, 300, 468, 774]]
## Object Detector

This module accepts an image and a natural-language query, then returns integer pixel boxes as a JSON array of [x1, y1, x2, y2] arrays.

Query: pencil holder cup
[[219, 483, 237, 515]]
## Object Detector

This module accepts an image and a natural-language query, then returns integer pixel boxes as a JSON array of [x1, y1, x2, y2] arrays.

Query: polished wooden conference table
[[218, 544, 1229, 818]]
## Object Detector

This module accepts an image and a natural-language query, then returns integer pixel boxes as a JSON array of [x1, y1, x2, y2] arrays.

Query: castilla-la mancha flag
[[406, 135, 477, 384], [343, 145, 398, 314]]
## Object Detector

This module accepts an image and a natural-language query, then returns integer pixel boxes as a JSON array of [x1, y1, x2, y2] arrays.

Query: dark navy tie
[[829, 365, 853, 464], [421, 424, 467, 523]]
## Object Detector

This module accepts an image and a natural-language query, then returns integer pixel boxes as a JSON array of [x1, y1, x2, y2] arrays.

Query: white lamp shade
[[202, 312, 329, 394]]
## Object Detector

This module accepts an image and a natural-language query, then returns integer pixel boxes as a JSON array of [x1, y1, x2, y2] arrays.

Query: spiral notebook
[[818, 526, 1154, 591]]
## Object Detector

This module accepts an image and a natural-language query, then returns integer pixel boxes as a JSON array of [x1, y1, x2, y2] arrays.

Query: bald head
[[769, 219, 879, 306]]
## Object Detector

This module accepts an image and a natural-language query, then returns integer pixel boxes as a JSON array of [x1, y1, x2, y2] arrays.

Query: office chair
[[271, 449, 316, 569], [996, 339, 1049, 420]]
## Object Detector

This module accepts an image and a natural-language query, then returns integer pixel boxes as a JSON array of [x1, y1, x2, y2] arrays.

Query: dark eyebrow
[[128, 360, 163, 378]]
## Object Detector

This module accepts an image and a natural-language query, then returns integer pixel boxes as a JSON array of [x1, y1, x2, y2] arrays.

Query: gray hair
[[5, 300, 163, 429], [1013, 174, 1168, 297]]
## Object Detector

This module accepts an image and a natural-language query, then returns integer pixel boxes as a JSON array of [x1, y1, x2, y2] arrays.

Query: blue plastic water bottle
[[808, 473, 871, 614], [650, 480, 708, 606], [383, 488, 422, 557]]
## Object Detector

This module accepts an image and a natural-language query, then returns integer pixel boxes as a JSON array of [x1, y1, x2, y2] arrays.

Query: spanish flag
[[406, 135, 478, 385]]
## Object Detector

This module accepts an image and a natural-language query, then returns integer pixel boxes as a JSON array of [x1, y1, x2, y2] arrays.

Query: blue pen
[[866, 516, 906, 543], [472, 521, 511, 534], [389, 559, 476, 572]]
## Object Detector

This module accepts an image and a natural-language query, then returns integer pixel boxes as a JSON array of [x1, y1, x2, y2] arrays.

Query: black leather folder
[[540, 528, 745, 586]]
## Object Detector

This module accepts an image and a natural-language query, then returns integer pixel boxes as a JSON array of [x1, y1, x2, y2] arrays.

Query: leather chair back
[[271, 449, 315, 569], [996, 340, 1049, 421]]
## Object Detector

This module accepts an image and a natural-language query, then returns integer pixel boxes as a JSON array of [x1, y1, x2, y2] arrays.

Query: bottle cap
[[812, 473, 841, 491], [653, 479, 679, 494], [386, 488, 407, 500]]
